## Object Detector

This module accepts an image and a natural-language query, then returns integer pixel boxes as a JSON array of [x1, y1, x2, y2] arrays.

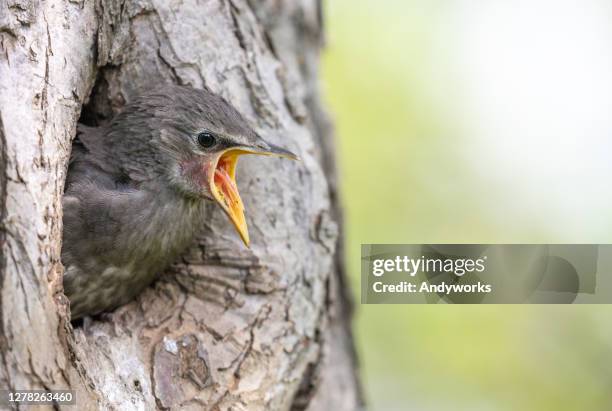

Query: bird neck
[[124, 185, 207, 263]]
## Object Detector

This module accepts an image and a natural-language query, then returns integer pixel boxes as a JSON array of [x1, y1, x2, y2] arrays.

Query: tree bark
[[0, 0, 362, 410]]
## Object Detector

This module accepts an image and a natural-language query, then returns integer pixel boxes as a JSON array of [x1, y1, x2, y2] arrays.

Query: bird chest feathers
[[62, 188, 205, 319]]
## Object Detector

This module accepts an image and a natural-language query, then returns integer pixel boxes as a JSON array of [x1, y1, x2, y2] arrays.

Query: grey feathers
[[62, 85, 253, 319]]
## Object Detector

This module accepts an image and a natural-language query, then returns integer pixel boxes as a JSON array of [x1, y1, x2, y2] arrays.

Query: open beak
[[209, 142, 298, 247]]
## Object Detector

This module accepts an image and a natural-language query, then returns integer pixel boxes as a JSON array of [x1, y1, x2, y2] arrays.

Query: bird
[[61, 85, 297, 320]]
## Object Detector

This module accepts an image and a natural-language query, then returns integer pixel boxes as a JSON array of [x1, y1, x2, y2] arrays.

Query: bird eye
[[197, 132, 216, 148]]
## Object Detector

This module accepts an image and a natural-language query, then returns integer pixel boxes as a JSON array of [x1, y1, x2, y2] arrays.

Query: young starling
[[62, 85, 296, 319]]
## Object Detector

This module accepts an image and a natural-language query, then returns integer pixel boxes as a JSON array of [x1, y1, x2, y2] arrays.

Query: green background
[[322, 0, 612, 409]]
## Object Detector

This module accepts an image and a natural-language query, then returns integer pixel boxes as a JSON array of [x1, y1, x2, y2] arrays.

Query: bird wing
[[64, 124, 150, 257], [62, 179, 151, 262], [66, 124, 142, 193], [65, 125, 118, 192]]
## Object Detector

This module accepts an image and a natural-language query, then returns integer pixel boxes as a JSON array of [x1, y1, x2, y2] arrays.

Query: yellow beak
[[210, 145, 298, 247]]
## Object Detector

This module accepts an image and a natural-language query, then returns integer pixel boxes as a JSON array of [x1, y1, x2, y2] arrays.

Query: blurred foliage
[[322, 0, 612, 410]]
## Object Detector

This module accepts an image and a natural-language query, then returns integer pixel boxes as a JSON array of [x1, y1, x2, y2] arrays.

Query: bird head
[[107, 85, 297, 246]]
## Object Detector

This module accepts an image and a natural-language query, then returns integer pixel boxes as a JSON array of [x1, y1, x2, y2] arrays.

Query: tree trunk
[[0, 0, 362, 409]]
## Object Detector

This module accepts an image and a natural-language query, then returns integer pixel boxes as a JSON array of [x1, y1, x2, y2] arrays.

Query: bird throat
[[211, 150, 249, 246]]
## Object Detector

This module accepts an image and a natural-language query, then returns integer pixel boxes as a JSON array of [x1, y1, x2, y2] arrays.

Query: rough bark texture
[[0, 0, 362, 410]]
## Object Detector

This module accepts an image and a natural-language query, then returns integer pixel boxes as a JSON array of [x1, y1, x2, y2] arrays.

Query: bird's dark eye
[[197, 132, 216, 148]]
